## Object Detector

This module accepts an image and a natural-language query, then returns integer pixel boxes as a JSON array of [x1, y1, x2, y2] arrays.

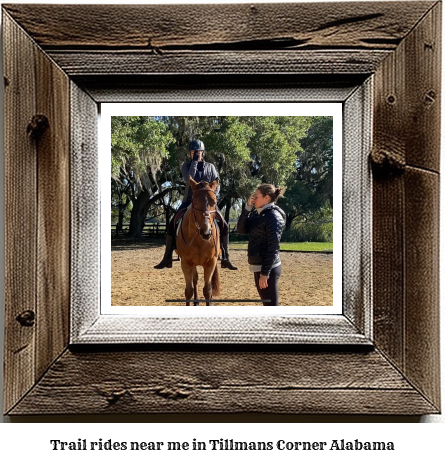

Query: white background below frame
[[101, 102, 343, 316]]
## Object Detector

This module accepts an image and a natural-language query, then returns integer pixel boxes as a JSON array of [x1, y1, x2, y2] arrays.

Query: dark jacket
[[181, 159, 220, 203], [236, 203, 286, 276]]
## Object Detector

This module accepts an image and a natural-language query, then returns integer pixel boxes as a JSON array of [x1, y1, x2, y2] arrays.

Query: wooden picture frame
[[3, 2, 440, 415], [74, 94, 366, 345]]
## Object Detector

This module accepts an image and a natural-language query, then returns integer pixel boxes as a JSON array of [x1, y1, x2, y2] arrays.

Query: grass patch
[[229, 241, 333, 252]]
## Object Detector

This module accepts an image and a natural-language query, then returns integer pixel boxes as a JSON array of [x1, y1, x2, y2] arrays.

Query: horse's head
[[189, 176, 218, 240]]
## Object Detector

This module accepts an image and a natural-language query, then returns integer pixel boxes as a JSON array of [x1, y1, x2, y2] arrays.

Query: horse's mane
[[195, 181, 210, 190]]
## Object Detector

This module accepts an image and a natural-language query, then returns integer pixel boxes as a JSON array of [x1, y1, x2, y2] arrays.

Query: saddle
[[174, 205, 191, 238], [175, 204, 221, 243]]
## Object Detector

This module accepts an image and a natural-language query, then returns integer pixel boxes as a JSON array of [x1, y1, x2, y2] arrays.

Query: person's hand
[[247, 193, 256, 207], [259, 275, 268, 289], [193, 151, 200, 161]]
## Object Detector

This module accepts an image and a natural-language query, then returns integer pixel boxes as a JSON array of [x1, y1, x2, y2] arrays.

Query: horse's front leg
[[193, 267, 199, 306], [203, 257, 217, 306], [181, 259, 194, 306]]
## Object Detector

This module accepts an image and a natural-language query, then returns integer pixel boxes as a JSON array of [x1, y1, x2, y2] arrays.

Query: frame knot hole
[[95, 385, 131, 406], [370, 145, 405, 177], [154, 386, 192, 400], [424, 90, 436, 106], [27, 115, 49, 141], [386, 94, 396, 105], [147, 37, 163, 55], [16, 310, 35, 327], [106, 389, 128, 405]]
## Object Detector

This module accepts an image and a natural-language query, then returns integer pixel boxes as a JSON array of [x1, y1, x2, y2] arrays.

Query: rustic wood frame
[[3, 2, 441, 415], [73, 88, 369, 345]]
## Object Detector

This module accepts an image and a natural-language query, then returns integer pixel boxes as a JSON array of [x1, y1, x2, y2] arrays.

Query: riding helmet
[[189, 139, 205, 151]]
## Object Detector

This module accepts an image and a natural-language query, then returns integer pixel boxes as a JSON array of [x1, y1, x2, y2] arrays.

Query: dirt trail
[[111, 245, 333, 307]]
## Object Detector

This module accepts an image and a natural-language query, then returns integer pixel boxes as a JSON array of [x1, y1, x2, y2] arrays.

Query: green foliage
[[281, 206, 333, 242], [204, 116, 255, 200], [206, 116, 253, 162], [278, 177, 324, 219], [281, 222, 333, 243], [110, 115, 333, 236], [297, 115, 333, 206], [203, 116, 312, 202], [244, 116, 311, 187], [275, 116, 333, 230], [111, 116, 174, 191]]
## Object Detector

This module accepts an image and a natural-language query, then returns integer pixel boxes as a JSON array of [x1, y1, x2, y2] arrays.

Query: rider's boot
[[220, 234, 238, 270], [154, 235, 175, 269]]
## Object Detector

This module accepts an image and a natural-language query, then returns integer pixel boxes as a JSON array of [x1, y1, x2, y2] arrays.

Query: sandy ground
[[111, 243, 333, 306]]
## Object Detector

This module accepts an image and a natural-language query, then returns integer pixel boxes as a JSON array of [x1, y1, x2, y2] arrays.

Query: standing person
[[154, 139, 237, 270], [236, 184, 285, 306]]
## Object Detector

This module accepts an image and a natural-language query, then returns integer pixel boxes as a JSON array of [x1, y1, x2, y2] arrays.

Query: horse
[[175, 176, 221, 306]]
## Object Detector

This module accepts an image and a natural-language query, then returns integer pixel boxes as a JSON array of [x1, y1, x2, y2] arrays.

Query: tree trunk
[[128, 190, 150, 239], [224, 196, 231, 223], [285, 213, 296, 231], [117, 196, 131, 236], [127, 187, 176, 239], [117, 208, 124, 236]]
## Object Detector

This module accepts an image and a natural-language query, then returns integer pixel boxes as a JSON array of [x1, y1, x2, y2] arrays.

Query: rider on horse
[[154, 139, 237, 270]]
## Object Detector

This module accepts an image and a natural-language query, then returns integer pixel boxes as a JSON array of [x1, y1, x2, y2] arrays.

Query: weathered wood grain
[[2, 2, 435, 50], [372, 35, 405, 369], [35, 38, 70, 381], [3, 11, 72, 412], [371, 14, 409, 370], [47, 50, 390, 76], [3, 12, 37, 414], [372, 3, 441, 411], [2, 2, 441, 417], [404, 167, 440, 409], [70, 83, 99, 340], [74, 315, 370, 345], [342, 81, 372, 336], [372, 172, 405, 371], [12, 351, 434, 414], [8, 349, 438, 415], [371, 1, 440, 174], [404, 2, 441, 172], [75, 75, 364, 103]]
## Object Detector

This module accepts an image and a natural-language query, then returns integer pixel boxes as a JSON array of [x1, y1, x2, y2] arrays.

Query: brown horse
[[175, 177, 221, 306]]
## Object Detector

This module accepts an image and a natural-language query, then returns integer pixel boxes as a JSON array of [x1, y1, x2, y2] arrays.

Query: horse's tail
[[211, 264, 221, 297]]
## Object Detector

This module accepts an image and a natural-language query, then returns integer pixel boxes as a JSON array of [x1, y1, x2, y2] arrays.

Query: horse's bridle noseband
[[191, 188, 217, 240]]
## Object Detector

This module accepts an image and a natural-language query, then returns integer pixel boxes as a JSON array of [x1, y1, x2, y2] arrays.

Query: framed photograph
[[97, 102, 352, 344], [3, 2, 440, 415], [103, 103, 343, 315]]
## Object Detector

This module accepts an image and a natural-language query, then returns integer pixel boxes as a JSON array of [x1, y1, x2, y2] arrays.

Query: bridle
[[180, 188, 219, 249], [191, 188, 217, 236]]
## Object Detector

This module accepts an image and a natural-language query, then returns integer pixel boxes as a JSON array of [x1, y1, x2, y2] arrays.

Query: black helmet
[[189, 139, 205, 151]]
